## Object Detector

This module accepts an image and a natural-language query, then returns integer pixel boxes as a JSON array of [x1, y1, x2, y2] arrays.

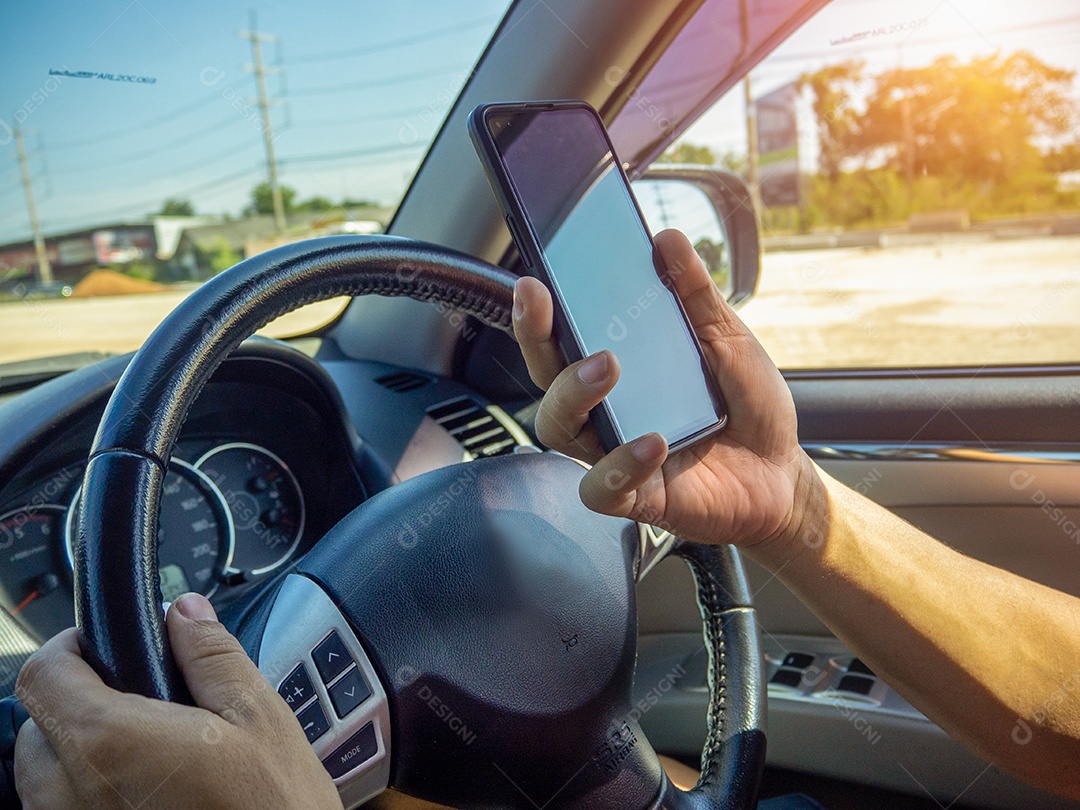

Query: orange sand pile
[[71, 269, 166, 298]]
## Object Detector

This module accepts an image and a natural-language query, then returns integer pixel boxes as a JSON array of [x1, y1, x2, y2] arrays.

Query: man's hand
[[514, 228, 814, 554], [14, 593, 343, 810]]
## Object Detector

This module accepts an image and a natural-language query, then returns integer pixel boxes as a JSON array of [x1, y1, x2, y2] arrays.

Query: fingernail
[[513, 283, 525, 320], [577, 351, 609, 384], [174, 592, 216, 622], [631, 433, 665, 463]]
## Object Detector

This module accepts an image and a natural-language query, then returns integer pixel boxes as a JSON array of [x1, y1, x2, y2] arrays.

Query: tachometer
[[195, 442, 305, 577], [66, 459, 235, 601], [0, 505, 71, 640]]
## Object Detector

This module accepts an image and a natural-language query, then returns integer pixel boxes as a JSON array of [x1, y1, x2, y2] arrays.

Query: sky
[[0, 0, 509, 243], [0, 0, 1077, 245]]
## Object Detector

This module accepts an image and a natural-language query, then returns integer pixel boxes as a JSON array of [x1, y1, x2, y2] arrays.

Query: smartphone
[[468, 100, 727, 453]]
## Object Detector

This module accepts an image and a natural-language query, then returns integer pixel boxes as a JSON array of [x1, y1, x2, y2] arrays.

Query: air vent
[[375, 371, 431, 393], [426, 396, 520, 458]]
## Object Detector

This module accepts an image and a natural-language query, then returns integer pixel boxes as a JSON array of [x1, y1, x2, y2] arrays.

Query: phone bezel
[[469, 100, 728, 453]]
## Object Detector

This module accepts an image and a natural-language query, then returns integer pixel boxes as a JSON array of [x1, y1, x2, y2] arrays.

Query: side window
[[666, 0, 1079, 370]]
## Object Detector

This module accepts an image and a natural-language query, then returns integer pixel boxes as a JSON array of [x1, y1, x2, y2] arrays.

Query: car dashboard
[[0, 338, 532, 656]]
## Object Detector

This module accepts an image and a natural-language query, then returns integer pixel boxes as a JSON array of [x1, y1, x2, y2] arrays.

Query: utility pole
[[743, 75, 763, 219], [900, 93, 915, 198], [897, 43, 914, 203], [14, 126, 53, 287], [240, 12, 286, 234]]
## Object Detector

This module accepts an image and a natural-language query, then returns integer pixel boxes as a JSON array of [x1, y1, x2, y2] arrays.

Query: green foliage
[[340, 197, 378, 208], [662, 142, 715, 164], [295, 196, 335, 213], [1045, 140, 1080, 174], [660, 143, 748, 177], [694, 237, 729, 288], [246, 183, 298, 216], [158, 198, 195, 216], [798, 59, 866, 180], [204, 236, 242, 275], [799, 51, 1079, 229], [242, 186, 378, 218]]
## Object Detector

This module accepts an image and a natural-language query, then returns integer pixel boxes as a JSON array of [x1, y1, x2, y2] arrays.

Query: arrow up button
[[313, 631, 353, 683]]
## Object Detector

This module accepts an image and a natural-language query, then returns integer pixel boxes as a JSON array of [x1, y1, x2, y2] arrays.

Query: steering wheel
[[0, 235, 765, 809]]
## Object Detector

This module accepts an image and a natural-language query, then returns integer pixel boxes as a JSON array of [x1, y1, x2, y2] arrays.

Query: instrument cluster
[[1, 440, 309, 641]]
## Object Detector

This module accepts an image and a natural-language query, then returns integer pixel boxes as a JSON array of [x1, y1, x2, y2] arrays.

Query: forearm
[[745, 455, 1080, 799]]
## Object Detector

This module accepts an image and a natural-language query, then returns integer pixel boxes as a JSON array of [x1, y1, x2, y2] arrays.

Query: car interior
[[1, 0, 1079, 807]]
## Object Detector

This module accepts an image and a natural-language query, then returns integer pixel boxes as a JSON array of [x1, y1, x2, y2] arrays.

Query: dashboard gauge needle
[[13, 590, 39, 614]]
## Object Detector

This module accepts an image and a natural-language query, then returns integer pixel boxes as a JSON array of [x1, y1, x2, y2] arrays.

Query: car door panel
[[635, 370, 1080, 809]]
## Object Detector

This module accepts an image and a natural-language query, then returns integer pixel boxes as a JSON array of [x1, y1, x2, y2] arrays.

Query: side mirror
[[633, 166, 761, 309]]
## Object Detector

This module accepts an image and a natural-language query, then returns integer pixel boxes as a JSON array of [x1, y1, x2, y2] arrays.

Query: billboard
[[755, 83, 801, 208], [92, 227, 155, 264]]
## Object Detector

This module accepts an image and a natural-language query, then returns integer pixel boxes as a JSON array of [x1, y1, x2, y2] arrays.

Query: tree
[[204, 236, 242, 275], [294, 196, 334, 213], [659, 143, 746, 175], [1045, 140, 1080, 174], [713, 151, 747, 175], [799, 60, 866, 180], [661, 142, 715, 165], [246, 183, 297, 217], [158, 198, 195, 216], [804, 52, 1076, 187], [340, 197, 378, 209], [853, 52, 1074, 186]]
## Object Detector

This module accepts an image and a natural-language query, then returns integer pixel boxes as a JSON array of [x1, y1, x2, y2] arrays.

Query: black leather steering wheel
[[4, 235, 765, 808]]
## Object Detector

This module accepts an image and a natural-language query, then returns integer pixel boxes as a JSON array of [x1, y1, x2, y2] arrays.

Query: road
[[741, 235, 1080, 369], [1, 236, 1078, 370]]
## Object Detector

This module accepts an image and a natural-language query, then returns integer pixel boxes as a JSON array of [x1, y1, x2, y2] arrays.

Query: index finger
[[15, 628, 120, 752], [513, 276, 565, 390]]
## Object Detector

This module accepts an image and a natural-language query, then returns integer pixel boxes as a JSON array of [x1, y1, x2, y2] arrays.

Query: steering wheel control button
[[297, 699, 330, 743], [258, 576, 392, 804], [323, 722, 379, 780], [279, 663, 316, 713], [313, 632, 353, 684], [782, 652, 815, 670], [769, 668, 803, 689], [836, 674, 875, 696], [328, 666, 372, 718]]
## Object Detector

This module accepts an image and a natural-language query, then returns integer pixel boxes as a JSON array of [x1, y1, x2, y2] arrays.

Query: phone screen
[[488, 106, 724, 445]]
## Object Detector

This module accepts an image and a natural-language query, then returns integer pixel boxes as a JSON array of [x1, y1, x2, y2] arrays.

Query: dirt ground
[[2, 236, 1078, 370]]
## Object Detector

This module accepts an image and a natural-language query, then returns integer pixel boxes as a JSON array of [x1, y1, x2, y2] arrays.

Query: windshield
[[0, 2, 509, 370]]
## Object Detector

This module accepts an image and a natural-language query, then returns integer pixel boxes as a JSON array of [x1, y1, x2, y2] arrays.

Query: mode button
[[322, 722, 379, 779]]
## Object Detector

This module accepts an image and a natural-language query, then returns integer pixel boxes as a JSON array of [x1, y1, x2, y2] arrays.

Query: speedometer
[[0, 505, 71, 640], [66, 459, 234, 600], [195, 442, 305, 576]]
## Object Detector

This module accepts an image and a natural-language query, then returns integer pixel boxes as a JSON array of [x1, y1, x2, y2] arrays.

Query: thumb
[[166, 592, 273, 723]]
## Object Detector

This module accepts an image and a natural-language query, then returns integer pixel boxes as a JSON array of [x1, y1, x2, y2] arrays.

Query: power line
[[294, 104, 433, 129], [278, 141, 425, 167], [48, 95, 221, 151], [766, 13, 1080, 65], [41, 165, 260, 232], [290, 63, 470, 97], [62, 139, 260, 192], [290, 15, 499, 64], [55, 112, 255, 175]]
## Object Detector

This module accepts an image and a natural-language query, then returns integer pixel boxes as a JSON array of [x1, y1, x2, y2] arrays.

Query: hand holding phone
[[469, 100, 727, 454], [510, 228, 811, 555]]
